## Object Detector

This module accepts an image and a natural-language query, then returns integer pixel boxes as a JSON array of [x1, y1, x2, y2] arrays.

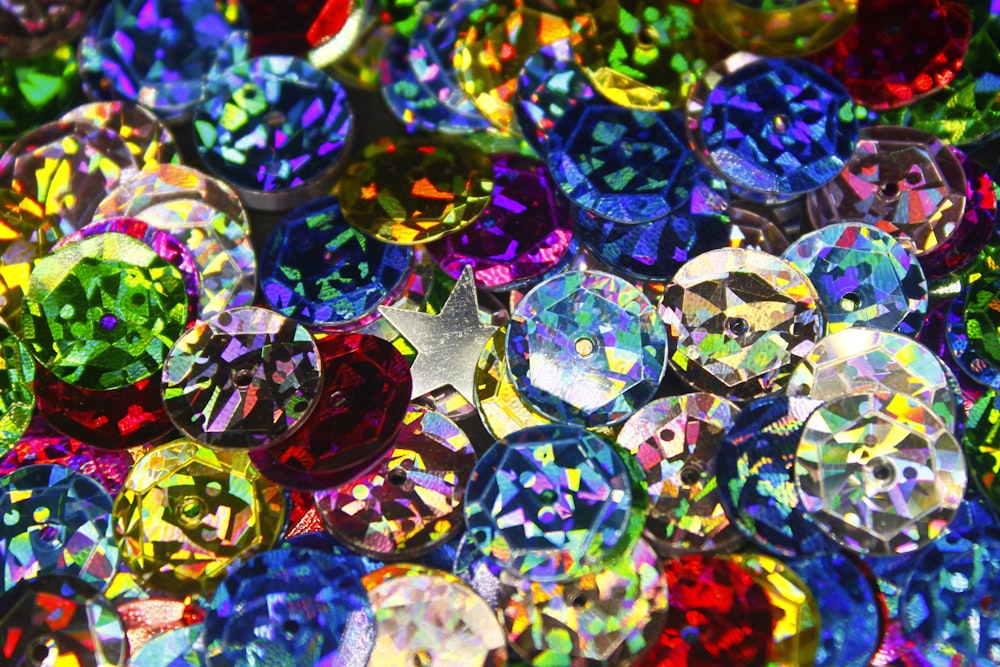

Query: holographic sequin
[[796, 391, 967, 555], [203, 548, 375, 667], [0, 464, 119, 592], [112, 439, 287, 596], [787, 327, 960, 432], [946, 260, 1000, 392], [338, 136, 494, 245], [464, 424, 641, 581], [617, 393, 745, 554], [506, 270, 667, 426], [162, 307, 322, 450], [500, 539, 669, 666], [0, 322, 33, 450], [60, 100, 178, 168], [0, 46, 79, 142], [22, 231, 190, 391], [0, 188, 58, 334], [474, 326, 553, 439], [717, 395, 832, 558], [688, 53, 859, 199], [703, 0, 857, 56], [328, 20, 390, 90], [260, 196, 412, 328], [0, 0, 98, 58], [130, 624, 205, 667], [315, 405, 475, 559], [513, 45, 596, 156], [962, 391, 1000, 512], [79, 0, 249, 121], [782, 222, 928, 336], [659, 247, 825, 401]]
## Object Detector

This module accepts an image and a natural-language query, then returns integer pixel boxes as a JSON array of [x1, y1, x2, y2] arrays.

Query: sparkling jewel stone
[[426, 153, 575, 291], [513, 45, 596, 156], [659, 247, 825, 401], [0, 463, 119, 592], [717, 395, 832, 558], [161, 306, 323, 450], [0, 45, 79, 143], [703, 0, 857, 56], [203, 548, 375, 667], [338, 136, 494, 245], [22, 231, 190, 391], [687, 52, 859, 200], [637, 554, 773, 667], [93, 163, 257, 317], [249, 333, 411, 491], [193, 56, 353, 210], [315, 405, 475, 559], [0, 322, 33, 450], [0, 576, 126, 666], [506, 270, 667, 426], [547, 102, 719, 225], [464, 423, 642, 582], [499, 538, 669, 666], [795, 391, 967, 556], [60, 100, 179, 169], [0, 0, 98, 58], [962, 391, 1000, 512], [112, 439, 287, 596], [474, 325, 553, 440], [787, 327, 960, 432], [259, 195, 412, 329], [782, 222, 928, 336], [364, 565, 508, 667], [617, 393, 745, 555], [79, 0, 249, 122], [570, 0, 717, 111]]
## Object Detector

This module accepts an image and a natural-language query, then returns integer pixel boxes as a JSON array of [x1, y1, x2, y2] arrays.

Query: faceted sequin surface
[[513, 45, 596, 156], [964, 391, 1000, 512], [474, 326, 552, 439], [60, 100, 179, 169], [0, 322, 33, 450], [0, 46, 79, 142], [703, 0, 857, 56]]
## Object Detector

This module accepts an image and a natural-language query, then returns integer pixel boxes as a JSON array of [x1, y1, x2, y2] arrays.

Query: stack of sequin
[[1, 0, 1000, 665]]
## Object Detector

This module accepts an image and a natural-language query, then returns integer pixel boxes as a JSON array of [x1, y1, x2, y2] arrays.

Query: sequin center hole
[[726, 317, 749, 336], [840, 292, 862, 312], [387, 468, 408, 486], [575, 335, 596, 357]]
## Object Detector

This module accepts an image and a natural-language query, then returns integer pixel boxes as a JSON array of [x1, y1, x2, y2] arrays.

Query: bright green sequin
[[0, 321, 33, 451]]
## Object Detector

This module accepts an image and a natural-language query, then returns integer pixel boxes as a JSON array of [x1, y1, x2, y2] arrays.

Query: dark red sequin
[[243, 0, 329, 55], [306, 0, 353, 46]]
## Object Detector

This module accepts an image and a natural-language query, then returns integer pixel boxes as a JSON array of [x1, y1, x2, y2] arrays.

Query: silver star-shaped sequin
[[378, 266, 498, 403]]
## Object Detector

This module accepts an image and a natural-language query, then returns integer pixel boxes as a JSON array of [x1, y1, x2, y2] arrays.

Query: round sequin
[[796, 391, 967, 556], [659, 247, 825, 401], [687, 53, 859, 199], [513, 45, 596, 156], [0, 0, 98, 58], [79, 0, 249, 122], [161, 307, 323, 450], [787, 327, 960, 432], [338, 136, 494, 245], [464, 423, 642, 582], [0, 322, 33, 450], [315, 405, 475, 559], [93, 163, 257, 317], [22, 231, 190, 391], [506, 270, 667, 427], [547, 102, 717, 225], [500, 538, 669, 666], [259, 196, 412, 328], [60, 100, 178, 169], [703, 0, 857, 56], [249, 333, 411, 491], [807, 126, 968, 260], [962, 391, 1000, 512], [617, 393, 745, 555], [364, 565, 508, 667], [717, 395, 831, 558], [112, 438, 287, 596], [426, 153, 575, 291], [0, 575, 126, 666], [194, 56, 353, 210], [0, 464, 118, 592], [203, 548, 375, 666], [782, 222, 928, 336]]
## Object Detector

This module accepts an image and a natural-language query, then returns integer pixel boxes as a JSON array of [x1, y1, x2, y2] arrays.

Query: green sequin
[[0, 322, 34, 450], [0, 45, 79, 144]]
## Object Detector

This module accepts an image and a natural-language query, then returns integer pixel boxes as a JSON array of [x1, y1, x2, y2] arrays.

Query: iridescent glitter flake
[[0, 0, 99, 58], [687, 52, 859, 199], [161, 307, 323, 450], [203, 548, 375, 667], [547, 102, 718, 224], [499, 539, 669, 666], [364, 565, 508, 667], [93, 163, 257, 317], [79, 0, 249, 121], [464, 424, 642, 582], [112, 439, 287, 596], [194, 56, 353, 209], [338, 136, 494, 245], [0, 464, 119, 592], [703, 0, 857, 56], [315, 405, 475, 559], [617, 393, 745, 555], [782, 222, 928, 336], [796, 391, 967, 556], [717, 395, 832, 558], [0, 322, 33, 450], [22, 231, 190, 391], [0, 576, 126, 666], [787, 327, 960, 432], [513, 45, 596, 156], [60, 100, 179, 168], [659, 247, 825, 401], [506, 270, 667, 426]]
